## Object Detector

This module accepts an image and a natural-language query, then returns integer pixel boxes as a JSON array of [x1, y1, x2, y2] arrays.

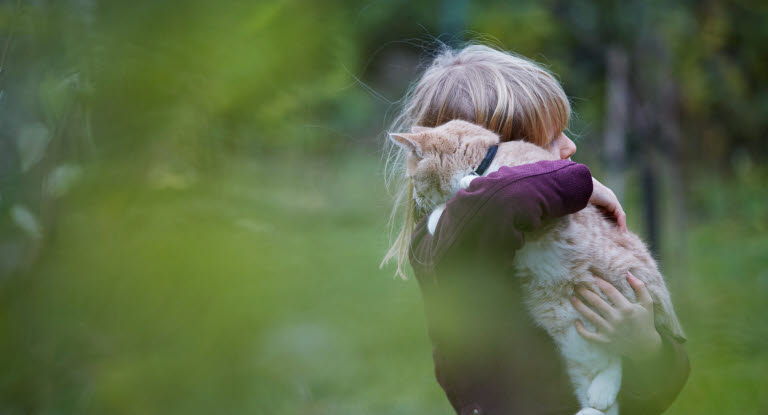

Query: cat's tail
[[649, 284, 687, 343]]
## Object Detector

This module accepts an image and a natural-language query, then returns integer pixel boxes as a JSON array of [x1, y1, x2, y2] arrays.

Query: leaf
[[45, 164, 83, 198], [10, 204, 42, 240], [16, 122, 51, 172]]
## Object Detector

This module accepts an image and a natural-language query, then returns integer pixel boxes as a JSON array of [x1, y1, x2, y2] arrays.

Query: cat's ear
[[411, 125, 431, 133], [389, 132, 424, 157]]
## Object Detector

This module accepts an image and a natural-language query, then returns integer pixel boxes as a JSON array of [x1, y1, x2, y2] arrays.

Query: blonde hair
[[381, 43, 571, 279]]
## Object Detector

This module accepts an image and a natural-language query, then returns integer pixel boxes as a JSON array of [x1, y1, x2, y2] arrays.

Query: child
[[381, 44, 689, 415]]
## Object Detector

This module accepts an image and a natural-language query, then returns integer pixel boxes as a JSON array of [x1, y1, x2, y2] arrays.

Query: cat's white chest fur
[[427, 204, 446, 235], [426, 175, 477, 235], [514, 239, 571, 285], [516, 240, 622, 415]]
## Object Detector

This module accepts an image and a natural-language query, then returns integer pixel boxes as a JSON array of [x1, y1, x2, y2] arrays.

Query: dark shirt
[[408, 160, 690, 415]]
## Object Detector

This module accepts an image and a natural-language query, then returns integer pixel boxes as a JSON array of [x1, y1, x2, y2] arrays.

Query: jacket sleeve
[[618, 330, 691, 414], [429, 160, 593, 264]]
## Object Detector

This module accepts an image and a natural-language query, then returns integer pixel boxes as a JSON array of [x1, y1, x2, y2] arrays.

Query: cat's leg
[[559, 325, 620, 412], [458, 175, 477, 189], [565, 364, 591, 409], [427, 204, 446, 235], [575, 409, 604, 415], [603, 402, 619, 415], [558, 334, 595, 413], [587, 356, 622, 411], [575, 404, 616, 415]]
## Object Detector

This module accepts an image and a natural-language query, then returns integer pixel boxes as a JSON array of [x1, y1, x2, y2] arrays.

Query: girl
[[382, 44, 689, 415]]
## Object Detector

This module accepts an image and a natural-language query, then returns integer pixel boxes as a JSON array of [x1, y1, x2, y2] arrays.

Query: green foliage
[[0, 156, 451, 414], [85, 0, 359, 154]]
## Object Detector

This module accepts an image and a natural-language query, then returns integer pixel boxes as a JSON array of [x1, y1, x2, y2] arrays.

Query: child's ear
[[389, 132, 424, 157]]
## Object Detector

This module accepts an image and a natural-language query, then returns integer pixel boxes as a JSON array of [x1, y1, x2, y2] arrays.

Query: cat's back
[[492, 140, 559, 168], [570, 207, 657, 274]]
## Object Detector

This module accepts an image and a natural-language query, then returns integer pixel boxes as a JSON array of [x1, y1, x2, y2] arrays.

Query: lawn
[[0, 154, 765, 414]]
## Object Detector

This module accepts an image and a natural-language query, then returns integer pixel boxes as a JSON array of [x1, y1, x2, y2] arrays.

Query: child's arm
[[618, 330, 690, 414], [427, 159, 593, 264]]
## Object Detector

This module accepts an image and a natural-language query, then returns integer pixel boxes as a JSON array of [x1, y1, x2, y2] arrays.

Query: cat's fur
[[390, 120, 686, 415]]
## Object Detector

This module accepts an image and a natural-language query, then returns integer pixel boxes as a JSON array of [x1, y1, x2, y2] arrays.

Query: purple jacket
[[409, 160, 689, 415]]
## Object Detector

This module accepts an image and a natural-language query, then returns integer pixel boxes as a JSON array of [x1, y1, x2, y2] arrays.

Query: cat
[[390, 119, 686, 415]]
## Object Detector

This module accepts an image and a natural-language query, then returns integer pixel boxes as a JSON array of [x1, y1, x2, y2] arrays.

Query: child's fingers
[[571, 296, 611, 332], [627, 272, 654, 309], [574, 319, 610, 344]]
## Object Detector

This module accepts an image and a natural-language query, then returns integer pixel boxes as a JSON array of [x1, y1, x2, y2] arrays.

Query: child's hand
[[571, 272, 663, 362], [589, 178, 627, 232]]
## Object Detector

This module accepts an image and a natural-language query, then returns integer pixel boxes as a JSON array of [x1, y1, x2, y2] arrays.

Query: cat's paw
[[458, 175, 476, 189], [587, 379, 619, 411], [575, 408, 603, 415]]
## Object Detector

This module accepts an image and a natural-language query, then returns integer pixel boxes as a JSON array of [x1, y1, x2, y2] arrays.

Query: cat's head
[[389, 119, 500, 209]]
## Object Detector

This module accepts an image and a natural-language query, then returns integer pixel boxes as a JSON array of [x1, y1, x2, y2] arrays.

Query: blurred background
[[0, 0, 766, 414]]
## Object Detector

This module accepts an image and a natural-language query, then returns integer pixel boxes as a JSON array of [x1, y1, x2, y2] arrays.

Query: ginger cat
[[390, 119, 685, 415]]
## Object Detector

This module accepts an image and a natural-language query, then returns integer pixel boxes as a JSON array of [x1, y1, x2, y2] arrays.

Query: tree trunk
[[641, 147, 659, 256], [656, 35, 688, 293], [603, 45, 629, 202]]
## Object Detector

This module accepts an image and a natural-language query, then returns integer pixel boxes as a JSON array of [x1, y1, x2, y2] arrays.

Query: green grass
[[665, 219, 768, 414], [1, 154, 766, 414]]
